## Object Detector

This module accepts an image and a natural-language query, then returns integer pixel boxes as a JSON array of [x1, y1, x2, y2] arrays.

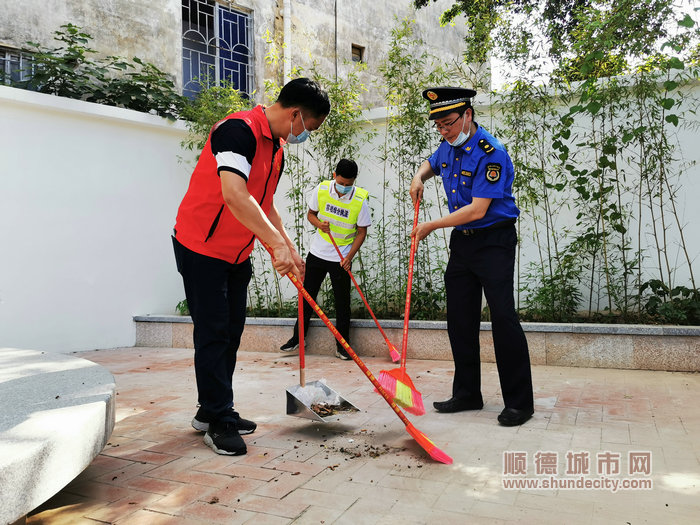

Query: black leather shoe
[[433, 397, 484, 413], [498, 408, 533, 426]]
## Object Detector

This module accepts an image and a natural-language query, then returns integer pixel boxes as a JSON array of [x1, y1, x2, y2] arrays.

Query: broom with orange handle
[[328, 234, 401, 363], [262, 242, 451, 464], [376, 198, 425, 415]]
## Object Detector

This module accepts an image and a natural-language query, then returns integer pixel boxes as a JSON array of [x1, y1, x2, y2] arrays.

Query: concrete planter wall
[[134, 315, 700, 372]]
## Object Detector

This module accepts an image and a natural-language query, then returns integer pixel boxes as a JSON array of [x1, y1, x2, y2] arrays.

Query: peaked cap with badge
[[422, 86, 477, 120]]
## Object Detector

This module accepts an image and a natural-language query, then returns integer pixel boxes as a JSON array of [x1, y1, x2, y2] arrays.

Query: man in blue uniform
[[409, 86, 534, 426]]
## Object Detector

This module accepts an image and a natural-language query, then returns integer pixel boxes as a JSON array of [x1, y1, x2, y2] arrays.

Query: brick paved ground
[[26, 346, 700, 524]]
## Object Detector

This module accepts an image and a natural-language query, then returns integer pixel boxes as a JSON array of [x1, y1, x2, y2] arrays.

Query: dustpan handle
[[298, 291, 305, 387]]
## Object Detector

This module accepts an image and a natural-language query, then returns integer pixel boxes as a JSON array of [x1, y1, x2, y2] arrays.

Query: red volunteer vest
[[174, 105, 284, 264]]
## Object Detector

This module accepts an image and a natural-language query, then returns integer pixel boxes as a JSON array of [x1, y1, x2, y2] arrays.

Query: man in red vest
[[173, 78, 330, 455]]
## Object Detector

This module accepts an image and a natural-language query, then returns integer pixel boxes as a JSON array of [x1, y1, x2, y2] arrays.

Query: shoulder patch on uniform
[[478, 138, 495, 154], [461, 170, 472, 177], [485, 163, 501, 183]]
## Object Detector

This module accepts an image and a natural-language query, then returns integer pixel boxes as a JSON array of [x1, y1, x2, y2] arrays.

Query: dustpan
[[285, 291, 359, 422], [286, 380, 359, 422]]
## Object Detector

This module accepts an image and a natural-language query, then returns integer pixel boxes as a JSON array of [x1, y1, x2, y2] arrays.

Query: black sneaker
[[192, 407, 257, 435], [204, 420, 247, 456], [232, 414, 257, 435], [280, 338, 299, 352], [335, 347, 351, 360]]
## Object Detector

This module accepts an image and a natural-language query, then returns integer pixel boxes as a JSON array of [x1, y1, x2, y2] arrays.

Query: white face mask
[[447, 115, 469, 147]]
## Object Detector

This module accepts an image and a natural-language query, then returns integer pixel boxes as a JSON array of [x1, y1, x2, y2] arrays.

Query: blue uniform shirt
[[428, 123, 520, 230]]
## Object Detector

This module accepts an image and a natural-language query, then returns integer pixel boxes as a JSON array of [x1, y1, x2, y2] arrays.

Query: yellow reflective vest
[[317, 180, 369, 246]]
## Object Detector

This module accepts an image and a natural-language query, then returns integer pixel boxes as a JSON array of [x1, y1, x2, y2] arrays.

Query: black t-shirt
[[210, 119, 258, 180], [210, 118, 283, 182]]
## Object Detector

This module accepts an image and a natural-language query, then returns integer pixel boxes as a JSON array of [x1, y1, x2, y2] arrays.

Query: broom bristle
[[388, 344, 401, 363], [377, 368, 425, 415], [405, 423, 453, 464], [377, 369, 398, 396], [405, 388, 425, 416], [394, 379, 413, 408]]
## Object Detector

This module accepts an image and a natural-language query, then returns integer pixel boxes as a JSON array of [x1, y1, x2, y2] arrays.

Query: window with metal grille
[[181, 0, 253, 99], [0, 47, 34, 86]]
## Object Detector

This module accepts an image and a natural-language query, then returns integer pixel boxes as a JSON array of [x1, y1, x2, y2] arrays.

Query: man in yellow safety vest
[[280, 159, 371, 359]]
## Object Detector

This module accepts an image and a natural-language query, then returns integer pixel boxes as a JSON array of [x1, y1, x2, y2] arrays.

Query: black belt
[[456, 218, 516, 236]]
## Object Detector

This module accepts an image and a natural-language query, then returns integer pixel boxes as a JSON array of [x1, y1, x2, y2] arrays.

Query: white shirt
[[308, 183, 372, 262]]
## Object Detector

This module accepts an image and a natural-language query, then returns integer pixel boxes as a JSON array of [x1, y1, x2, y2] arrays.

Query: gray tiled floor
[[28, 346, 700, 524]]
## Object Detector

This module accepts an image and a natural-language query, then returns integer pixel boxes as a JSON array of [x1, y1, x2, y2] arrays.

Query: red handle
[[401, 198, 421, 369], [328, 235, 394, 347]]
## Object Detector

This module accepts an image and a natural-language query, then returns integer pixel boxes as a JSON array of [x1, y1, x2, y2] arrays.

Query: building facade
[[0, 0, 469, 107]]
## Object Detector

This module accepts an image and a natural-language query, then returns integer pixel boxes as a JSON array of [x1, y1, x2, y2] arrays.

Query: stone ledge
[[134, 315, 700, 336], [134, 315, 700, 372], [0, 348, 116, 525]]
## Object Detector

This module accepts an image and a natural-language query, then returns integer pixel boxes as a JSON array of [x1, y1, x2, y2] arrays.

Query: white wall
[[0, 86, 195, 353], [277, 83, 700, 312], [245, 75, 700, 306], [2, 78, 698, 354]]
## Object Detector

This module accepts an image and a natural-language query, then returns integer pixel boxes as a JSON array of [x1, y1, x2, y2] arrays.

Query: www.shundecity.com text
[[502, 476, 652, 492]]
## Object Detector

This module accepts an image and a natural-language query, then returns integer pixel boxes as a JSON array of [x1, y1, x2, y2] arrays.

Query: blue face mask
[[287, 112, 310, 144], [335, 183, 353, 195]]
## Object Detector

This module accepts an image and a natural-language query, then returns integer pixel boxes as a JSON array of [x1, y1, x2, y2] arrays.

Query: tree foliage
[[414, 0, 696, 81], [179, 79, 252, 154]]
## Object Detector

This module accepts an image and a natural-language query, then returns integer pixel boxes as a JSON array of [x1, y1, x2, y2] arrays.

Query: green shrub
[[641, 280, 700, 325], [179, 79, 253, 154], [4, 23, 185, 119]]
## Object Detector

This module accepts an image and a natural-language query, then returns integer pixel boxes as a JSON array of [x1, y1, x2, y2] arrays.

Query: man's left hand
[[411, 221, 436, 242]]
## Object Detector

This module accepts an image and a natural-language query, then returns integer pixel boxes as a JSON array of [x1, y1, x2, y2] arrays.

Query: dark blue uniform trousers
[[445, 225, 534, 412], [173, 236, 252, 421]]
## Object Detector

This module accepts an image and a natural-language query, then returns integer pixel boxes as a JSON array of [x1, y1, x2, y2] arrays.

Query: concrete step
[[134, 315, 700, 372]]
